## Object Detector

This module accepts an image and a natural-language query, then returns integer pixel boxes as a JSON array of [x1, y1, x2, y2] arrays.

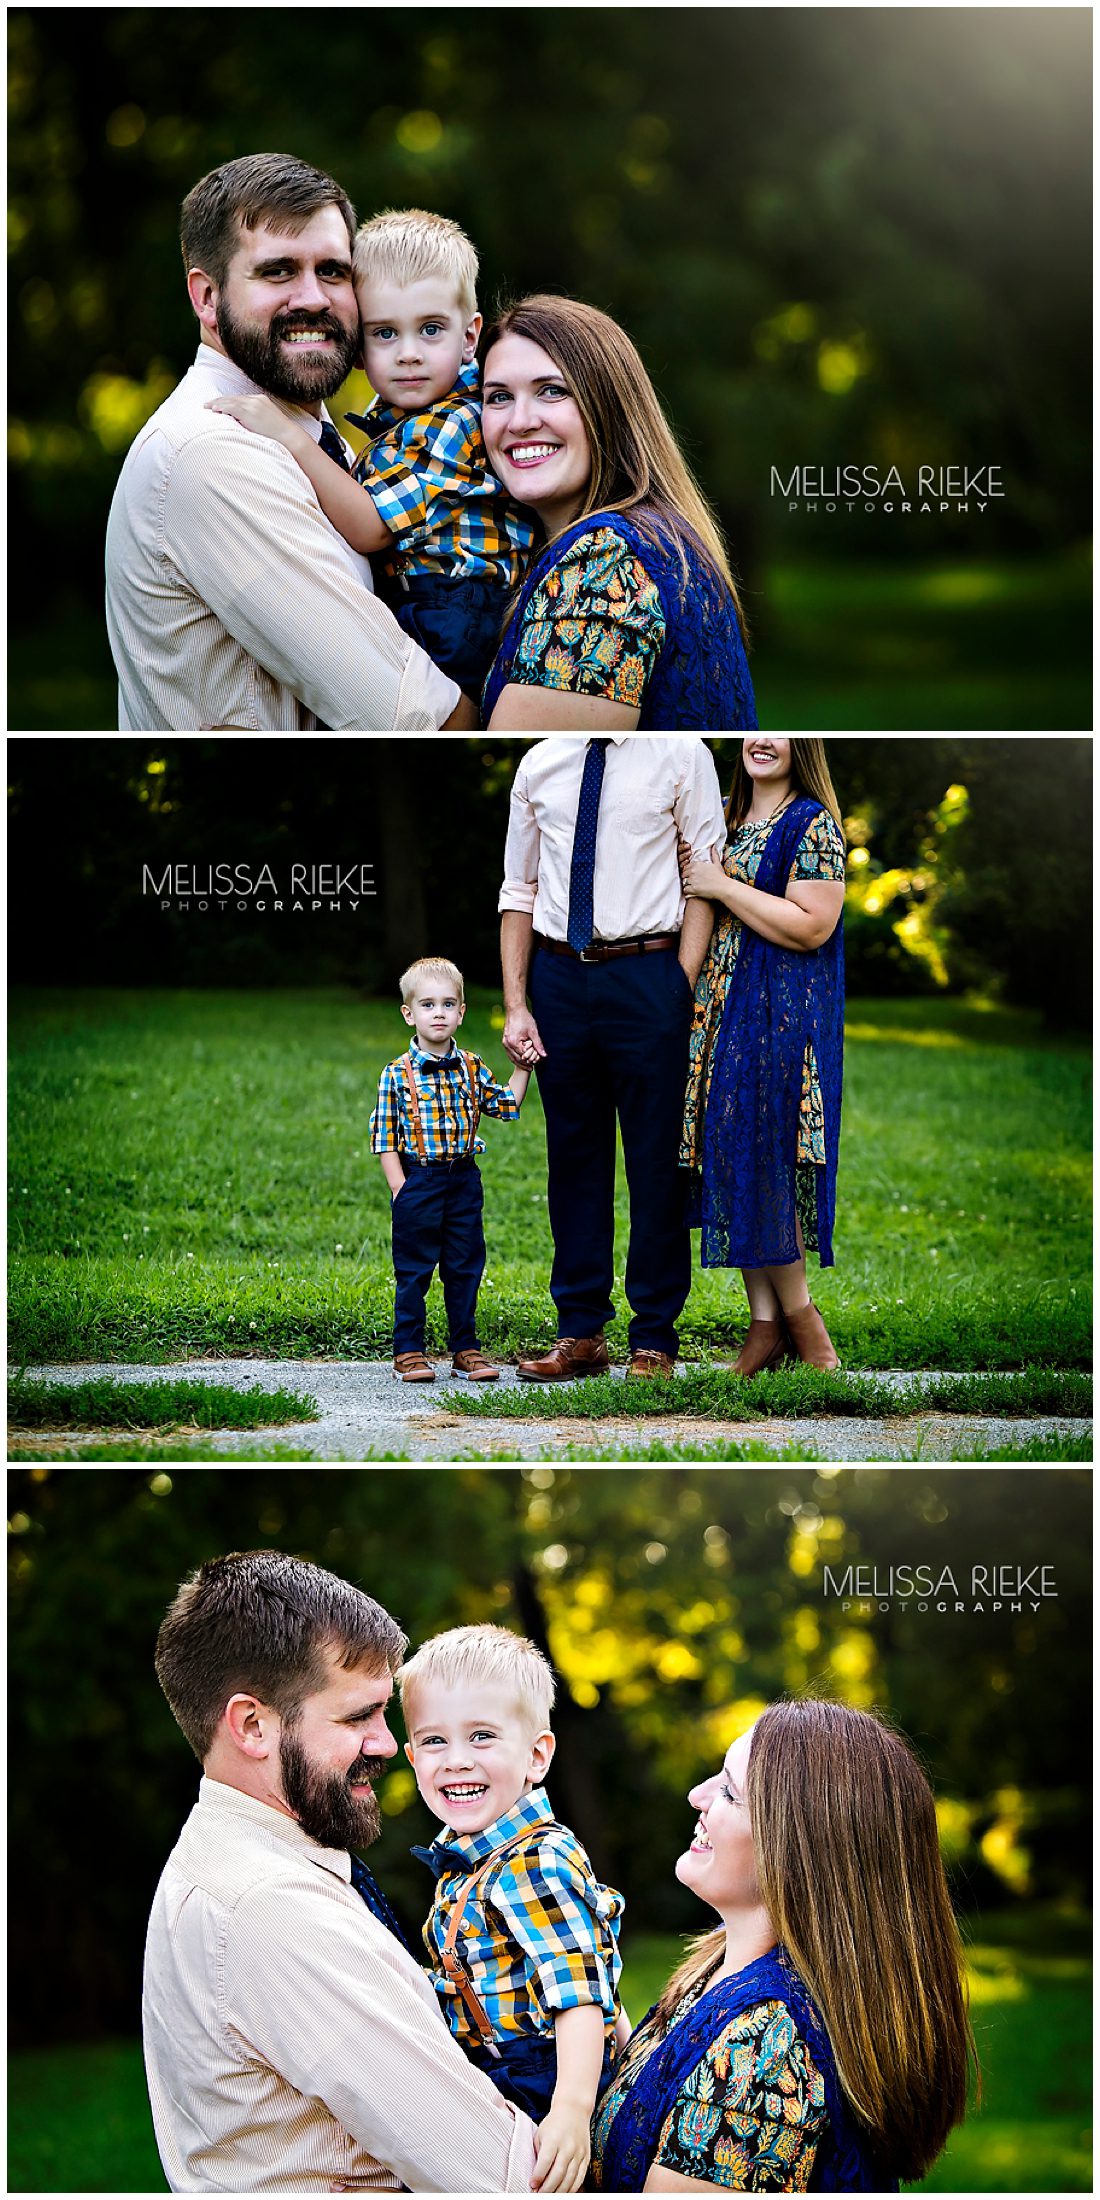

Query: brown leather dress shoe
[[515, 1335, 610, 1382], [451, 1348, 500, 1382], [784, 1299, 840, 1370], [721, 1317, 789, 1377], [393, 1351, 435, 1382], [627, 1348, 676, 1379]]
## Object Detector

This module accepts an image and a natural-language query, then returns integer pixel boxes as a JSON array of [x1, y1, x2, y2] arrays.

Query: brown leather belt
[[537, 932, 680, 966]]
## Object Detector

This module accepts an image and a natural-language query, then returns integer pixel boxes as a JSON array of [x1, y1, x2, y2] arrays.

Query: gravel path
[[11, 1359, 1091, 1462]]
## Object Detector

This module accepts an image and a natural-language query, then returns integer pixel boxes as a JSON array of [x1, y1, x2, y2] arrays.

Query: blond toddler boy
[[400, 1625, 625, 2194], [209, 208, 534, 699], [368, 957, 532, 1382]]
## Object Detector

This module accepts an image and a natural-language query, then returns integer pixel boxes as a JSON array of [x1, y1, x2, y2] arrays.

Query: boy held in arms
[[400, 1626, 626, 2196], [209, 208, 535, 699], [369, 957, 532, 1383]]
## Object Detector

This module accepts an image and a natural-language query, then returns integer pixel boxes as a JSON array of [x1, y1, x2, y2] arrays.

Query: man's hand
[[531, 2099, 591, 2194], [206, 393, 310, 452], [503, 1007, 546, 1067]]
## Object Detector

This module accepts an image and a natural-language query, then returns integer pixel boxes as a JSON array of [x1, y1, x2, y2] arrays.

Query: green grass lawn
[[8, 1913, 1090, 2193], [753, 550, 1092, 730], [6, 1375, 318, 1431], [8, 987, 1090, 1370]]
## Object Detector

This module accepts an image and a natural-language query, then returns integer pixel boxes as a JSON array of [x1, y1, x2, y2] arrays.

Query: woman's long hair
[[654, 1700, 977, 2183], [726, 739, 844, 836], [481, 294, 748, 640]]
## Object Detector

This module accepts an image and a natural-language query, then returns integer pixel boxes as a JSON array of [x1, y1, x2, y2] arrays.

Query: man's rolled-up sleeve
[[166, 428, 460, 730], [675, 741, 728, 856], [498, 766, 540, 913], [227, 1880, 536, 2192]]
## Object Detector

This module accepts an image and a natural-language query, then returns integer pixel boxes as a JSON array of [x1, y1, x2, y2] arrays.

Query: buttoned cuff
[[395, 641, 461, 731], [498, 880, 537, 914]]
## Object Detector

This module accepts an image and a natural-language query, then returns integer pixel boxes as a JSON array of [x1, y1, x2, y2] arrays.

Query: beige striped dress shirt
[[142, 1777, 536, 2192], [497, 735, 728, 941], [105, 343, 460, 731]]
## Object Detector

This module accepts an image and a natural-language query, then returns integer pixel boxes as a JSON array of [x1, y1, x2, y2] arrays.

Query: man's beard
[[215, 294, 360, 404], [279, 1731, 385, 1851]]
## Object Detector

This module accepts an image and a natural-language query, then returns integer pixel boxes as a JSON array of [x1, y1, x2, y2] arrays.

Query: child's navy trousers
[[468, 2032, 616, 2122], [391, 1157, 485, 1354], [376, 571, 510, 702]]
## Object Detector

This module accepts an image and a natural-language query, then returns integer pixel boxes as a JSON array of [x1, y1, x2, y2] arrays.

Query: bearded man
[[105, 153, 471, 730], [144, 1550, 534, 2191]]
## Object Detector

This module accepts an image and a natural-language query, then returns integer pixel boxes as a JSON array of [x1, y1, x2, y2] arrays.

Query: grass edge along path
[[6, 1376, 319, 1432], [452, 1365, 1092, 1423]]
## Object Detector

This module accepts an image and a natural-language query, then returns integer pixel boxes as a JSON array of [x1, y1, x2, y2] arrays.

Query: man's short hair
[[399, 1624, 555, 1733], [180, 152, 357, 290], [399, 955, 465, 1005], [353, 209, 479, 321], [154, 1550, 406, 1762]]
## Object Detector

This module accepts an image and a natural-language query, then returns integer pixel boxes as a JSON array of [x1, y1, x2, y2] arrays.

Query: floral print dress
[[505, 526, 666, 708], [680, 806, 846, 1252], [591, 1980, 828, 2190]]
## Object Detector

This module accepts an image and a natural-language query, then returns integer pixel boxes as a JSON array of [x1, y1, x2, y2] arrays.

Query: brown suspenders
[[437, 1828, 539, 2056], [398, 1049, 482, 1160]]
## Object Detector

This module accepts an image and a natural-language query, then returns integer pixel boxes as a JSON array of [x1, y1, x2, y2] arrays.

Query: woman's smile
[[504, 440, 564, 470]]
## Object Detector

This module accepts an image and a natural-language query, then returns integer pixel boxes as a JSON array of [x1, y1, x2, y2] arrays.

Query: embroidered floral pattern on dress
[[592, 1986, 827, 2191], [510, 527, 666, 703]]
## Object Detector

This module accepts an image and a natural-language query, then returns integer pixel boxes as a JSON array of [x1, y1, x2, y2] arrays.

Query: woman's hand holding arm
[[688, 868, 844, 950]]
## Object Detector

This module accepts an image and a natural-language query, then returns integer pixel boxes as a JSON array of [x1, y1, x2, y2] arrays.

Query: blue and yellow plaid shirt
[[416, 1787, 624, 2048], [369, 1041, 519, 1160], [346, 362, 537, 585]]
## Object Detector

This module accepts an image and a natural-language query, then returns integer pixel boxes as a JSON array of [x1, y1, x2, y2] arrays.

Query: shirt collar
[[191, 340, 337, 446], [346, 358, 480, 440], [197, 1773, 352, 1884], [409, 1039, 461, 1070], [433, 1784, 554, 1871]]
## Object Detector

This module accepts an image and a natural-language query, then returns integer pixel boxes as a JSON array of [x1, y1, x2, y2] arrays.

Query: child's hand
[[205, 393, 309, 449], [531, 2100, 591, 2194]]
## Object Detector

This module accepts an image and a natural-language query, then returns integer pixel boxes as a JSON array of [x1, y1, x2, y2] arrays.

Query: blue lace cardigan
[[595, 1947, 895, 2193], [481, 509, 758, 730]]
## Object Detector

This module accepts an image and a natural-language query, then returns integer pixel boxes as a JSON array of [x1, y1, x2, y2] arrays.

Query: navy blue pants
[[529, 947, 694, 1356], [391, 1159, 485, 1354], [468, 2032, 616, 2122], [374, 570, 510, 701]]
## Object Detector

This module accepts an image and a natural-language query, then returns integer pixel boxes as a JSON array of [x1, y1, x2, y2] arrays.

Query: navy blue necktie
[[566, 738, 612, 952], [348, 1853, 412, 1951], [318, 421, 351, 472]]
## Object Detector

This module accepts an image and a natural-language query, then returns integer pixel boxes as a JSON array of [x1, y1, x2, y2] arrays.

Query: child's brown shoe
[[451, 1349, 501, 1381], [393, 1352, 435, 1382]]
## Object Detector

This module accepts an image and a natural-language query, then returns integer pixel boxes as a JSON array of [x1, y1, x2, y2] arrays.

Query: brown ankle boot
[[722, 1317, 789, 1377], [784, 1299, 840, 1370]]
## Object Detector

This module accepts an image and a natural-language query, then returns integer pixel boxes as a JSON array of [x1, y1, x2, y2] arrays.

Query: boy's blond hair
[[399, 955, 464, 1006], [353, 208, 479, 320], [399, 1624, 555, 1733]]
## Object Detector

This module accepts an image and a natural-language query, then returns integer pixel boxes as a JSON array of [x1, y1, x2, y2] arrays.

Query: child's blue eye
[[422, 323, 445, 337]]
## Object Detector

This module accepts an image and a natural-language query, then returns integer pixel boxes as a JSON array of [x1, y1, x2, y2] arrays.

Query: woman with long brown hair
[[680, 736, 846, 1372], [591, 1701, 975, 2192], [479, 295, 758, 730]]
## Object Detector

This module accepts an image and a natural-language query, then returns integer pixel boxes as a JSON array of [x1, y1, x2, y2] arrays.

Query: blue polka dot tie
[[318, 420, 351, 472], [566, 738, 612, 952], [348, 1852, 411, 1950]]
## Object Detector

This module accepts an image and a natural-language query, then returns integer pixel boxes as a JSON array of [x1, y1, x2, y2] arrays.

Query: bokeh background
[[8, 6, 1092, 730], [7, 1465, 1092, 2191]]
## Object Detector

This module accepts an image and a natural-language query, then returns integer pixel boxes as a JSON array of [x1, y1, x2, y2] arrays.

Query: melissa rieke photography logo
[[141, 862, 376, 912], [772, 463, 1006, 516], [823, 1564, 1057, 1615]]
